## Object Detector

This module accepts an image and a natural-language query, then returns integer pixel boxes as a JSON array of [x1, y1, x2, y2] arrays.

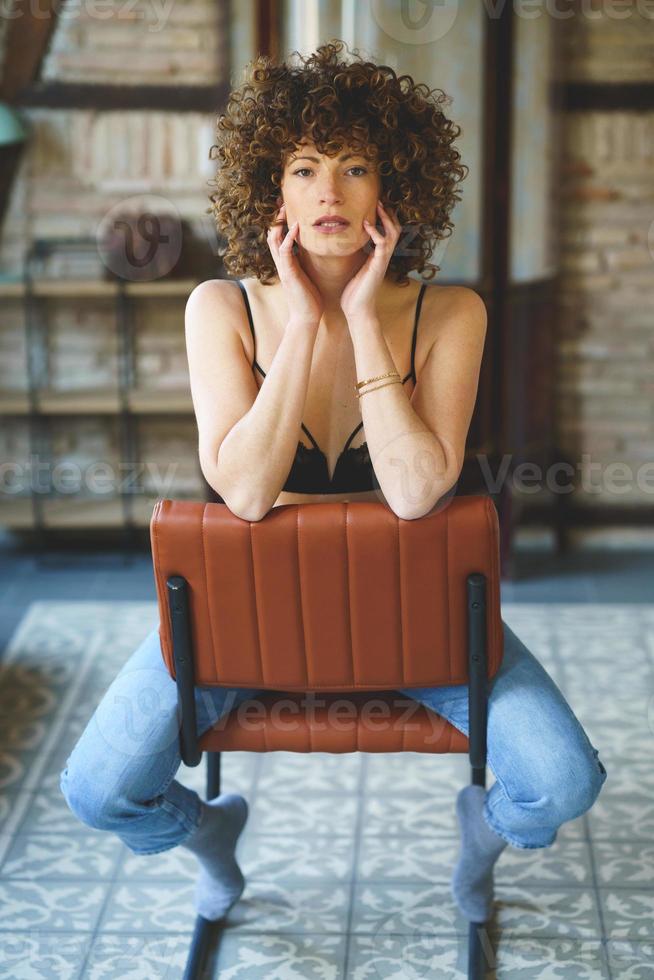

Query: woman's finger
[[273, 220, 299, 278], [280, 220, 298, 247], [364, 217, 381, 243], [267, 212, 287, 265], [278, 222, 299, 268], [377, 201, 401, 239]]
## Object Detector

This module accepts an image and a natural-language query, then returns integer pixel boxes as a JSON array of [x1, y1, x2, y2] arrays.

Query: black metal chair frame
[[167, 570, 494, 980]]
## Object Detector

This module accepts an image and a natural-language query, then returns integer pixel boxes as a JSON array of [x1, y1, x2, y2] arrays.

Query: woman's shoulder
[[414, 281, 483, 320], [186, 276, 278, 322], [184, 278, 265, 367]]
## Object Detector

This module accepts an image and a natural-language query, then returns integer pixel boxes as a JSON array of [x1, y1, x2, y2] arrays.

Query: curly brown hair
[[207, 39, 468, 286]]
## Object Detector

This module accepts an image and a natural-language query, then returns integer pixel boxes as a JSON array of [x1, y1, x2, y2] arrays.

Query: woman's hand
[[267, 203, 324, 325], [339, 200, 402, 323]]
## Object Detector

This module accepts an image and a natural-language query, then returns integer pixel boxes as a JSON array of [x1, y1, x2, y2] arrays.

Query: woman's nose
[[318, 185, 343, 203]]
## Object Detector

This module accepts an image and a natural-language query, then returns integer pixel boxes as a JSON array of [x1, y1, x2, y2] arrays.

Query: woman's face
[[278, 140, 382, 255]]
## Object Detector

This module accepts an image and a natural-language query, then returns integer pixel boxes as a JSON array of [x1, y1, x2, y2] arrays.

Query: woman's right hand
[[267, 203, 324, 325]]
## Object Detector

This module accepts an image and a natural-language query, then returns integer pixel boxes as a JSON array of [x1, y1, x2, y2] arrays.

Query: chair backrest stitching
[[248, 524, 265, 686], [345, 504, 355, 687], [296, 507, 309, 688], [200, 503, 218, 684]]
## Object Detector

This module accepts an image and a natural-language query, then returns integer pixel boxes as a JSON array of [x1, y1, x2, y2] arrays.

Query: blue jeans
[[60, 620, 607, 854]]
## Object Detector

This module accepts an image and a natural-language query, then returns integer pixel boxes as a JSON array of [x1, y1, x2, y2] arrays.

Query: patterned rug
[[0, 601, 652, 978]]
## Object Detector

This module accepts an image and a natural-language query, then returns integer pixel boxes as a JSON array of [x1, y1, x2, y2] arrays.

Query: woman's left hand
[[339, 200, 402, 323]]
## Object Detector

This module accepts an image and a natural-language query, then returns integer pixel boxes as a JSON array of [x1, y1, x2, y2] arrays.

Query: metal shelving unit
[[0, 237, 201, 539]]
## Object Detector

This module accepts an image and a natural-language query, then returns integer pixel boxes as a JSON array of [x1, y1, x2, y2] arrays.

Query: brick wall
[[562, 7, 654, 82], [41, 0, 228, 85], [557, 7, 654, 519]]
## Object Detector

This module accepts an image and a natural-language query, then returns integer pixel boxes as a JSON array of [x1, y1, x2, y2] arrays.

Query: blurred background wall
[[0, 0, 652, 570]]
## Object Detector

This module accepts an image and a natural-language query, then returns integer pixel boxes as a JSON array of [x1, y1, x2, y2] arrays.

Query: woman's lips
[[313, 220, 350, 234]]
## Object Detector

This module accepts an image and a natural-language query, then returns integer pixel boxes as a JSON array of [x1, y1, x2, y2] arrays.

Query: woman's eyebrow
[[289, 152, 362, 164]]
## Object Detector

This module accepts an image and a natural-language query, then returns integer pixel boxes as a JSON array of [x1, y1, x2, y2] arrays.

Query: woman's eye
[[292, 166, 367, 177]]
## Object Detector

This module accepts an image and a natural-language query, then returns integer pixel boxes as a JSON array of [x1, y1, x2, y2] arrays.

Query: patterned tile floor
[[0, 546, 652, 978]]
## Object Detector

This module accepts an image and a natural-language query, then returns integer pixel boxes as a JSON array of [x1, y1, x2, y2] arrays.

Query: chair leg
[[206, 751, 221, 799], [467, 573, 488, 793], [466, 573, 495, 979], [184, 915, 219, 980], [180, 758, 226, 979], [167, 575, 225, 977]]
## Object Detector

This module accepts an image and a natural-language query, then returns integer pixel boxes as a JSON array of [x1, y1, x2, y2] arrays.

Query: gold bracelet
[[355, 370, 399, 391], [356, 378, 402, 399]]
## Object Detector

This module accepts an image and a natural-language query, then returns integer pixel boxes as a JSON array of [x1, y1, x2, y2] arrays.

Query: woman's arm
[[185, 280, 319, 521]]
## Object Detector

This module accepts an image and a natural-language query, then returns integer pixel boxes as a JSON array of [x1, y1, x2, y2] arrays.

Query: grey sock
[[181, 792, 249, 921], [451, 784, 508, 922]]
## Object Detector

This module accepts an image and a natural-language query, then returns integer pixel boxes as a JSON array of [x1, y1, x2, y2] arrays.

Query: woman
[[60, 41, 607, 926]]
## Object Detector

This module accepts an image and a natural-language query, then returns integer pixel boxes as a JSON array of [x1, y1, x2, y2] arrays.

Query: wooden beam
[[0, 0, 63, 239], [480, 4, 514, 445], [15, 81, 231, 112], [0, 0, 62, 101], [562, 82, 654, 112], [256, 0, 281, 59]]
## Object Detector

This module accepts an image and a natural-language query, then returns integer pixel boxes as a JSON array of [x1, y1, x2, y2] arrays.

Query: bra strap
[[236, 280, 263, 372], [300, 423, 322, 451], [411, 283, 427, 381], [341, 420, 364, 453]]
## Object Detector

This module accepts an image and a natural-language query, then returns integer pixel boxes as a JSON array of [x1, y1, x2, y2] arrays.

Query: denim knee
[[548, 749, 608, 824], [59, 761, 118, 832]]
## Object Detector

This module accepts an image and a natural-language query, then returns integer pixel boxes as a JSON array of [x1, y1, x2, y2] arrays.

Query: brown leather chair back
[[150, 495, 503, 692]]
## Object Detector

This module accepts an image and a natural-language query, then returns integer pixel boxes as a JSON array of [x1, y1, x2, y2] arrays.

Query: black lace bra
[[236, 279, 427, 494]]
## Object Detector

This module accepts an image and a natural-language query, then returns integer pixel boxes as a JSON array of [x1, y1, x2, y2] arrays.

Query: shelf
[[0, 392, 31, 413], [4, 261, 206, 533], [0, 389, 195, 415], [0, 281, 26, 299], [127, 389, 194, 413], [42, 496, 125, 528], [31, 280, 119, 298], [0, 277, 200, 299], [0, 495, 158, 530], [37, 389, 122, 414], [125, 279, 199, 297], [0, 497, 35, 529]]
